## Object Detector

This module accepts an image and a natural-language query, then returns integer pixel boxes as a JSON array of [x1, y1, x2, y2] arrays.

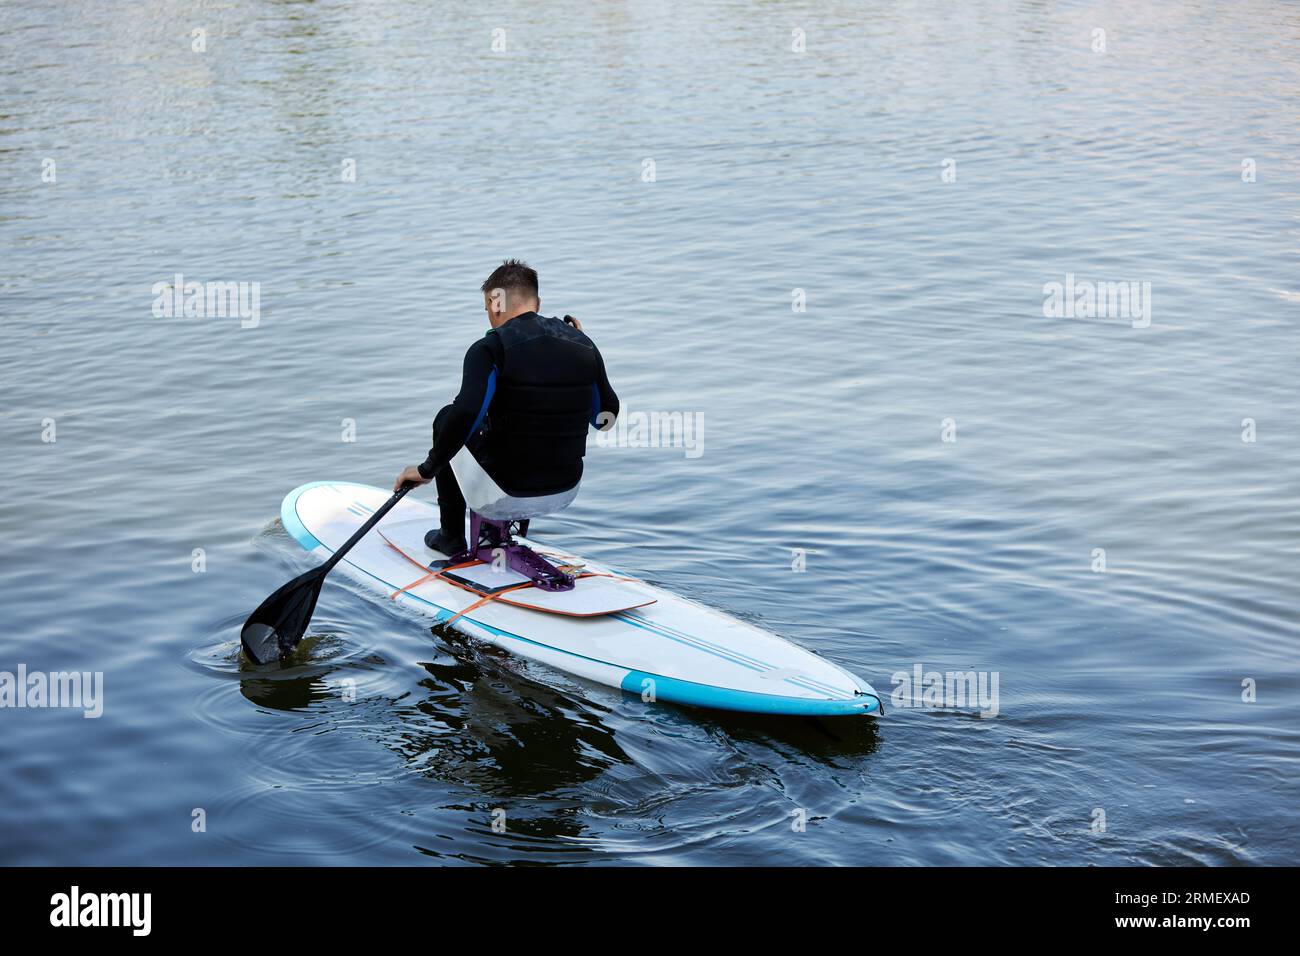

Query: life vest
[[483, 313, 597, 476]]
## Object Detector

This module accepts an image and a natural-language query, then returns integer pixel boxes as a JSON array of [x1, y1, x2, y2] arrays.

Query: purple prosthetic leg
[[449, 512, 576, 592]]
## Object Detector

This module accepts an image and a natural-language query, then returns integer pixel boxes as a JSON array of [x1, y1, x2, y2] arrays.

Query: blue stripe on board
[[280, 481, 342, 550], [619, 671, 878, 716], [616, 611, 857, 700], [613, 611, 769, 674], [616, 610, 777, 671]]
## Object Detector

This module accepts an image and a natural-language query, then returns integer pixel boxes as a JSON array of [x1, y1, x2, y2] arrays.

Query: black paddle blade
[[240, 567, 326, 664]]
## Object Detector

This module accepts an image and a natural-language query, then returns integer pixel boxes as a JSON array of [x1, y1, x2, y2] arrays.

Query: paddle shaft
[[320, 483, 414, 574]]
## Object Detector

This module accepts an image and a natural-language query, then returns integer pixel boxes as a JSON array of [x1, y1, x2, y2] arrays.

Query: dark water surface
[[2, 1, 1298, 865]]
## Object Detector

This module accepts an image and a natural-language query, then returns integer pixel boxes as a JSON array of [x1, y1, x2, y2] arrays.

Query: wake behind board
[[280, 481, 882, 717]]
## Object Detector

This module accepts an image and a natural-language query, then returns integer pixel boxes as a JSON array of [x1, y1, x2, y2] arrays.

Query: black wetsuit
[[417, 312, 619, 534]]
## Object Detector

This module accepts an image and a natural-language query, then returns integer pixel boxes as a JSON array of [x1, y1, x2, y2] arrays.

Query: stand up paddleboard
[[279, 481, 882, 717]]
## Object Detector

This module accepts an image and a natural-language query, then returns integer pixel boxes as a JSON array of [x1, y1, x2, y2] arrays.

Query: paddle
[[240, 483, 415, 664]]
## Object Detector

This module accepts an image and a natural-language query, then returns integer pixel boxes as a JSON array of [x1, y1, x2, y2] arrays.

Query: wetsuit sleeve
[[417, 338, 498, 479], [590, 344, 619, 430]]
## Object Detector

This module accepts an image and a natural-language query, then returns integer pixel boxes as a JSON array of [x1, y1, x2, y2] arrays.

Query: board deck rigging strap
[[377, 530, 641, 614]]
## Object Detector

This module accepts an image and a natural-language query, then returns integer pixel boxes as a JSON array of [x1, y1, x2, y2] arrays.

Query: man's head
[[481, 259, 539, 327]]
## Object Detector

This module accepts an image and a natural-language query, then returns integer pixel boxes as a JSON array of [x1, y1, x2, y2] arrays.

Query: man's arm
[[418, 338, 498, 479], [566, 314, 619, 429], [590, 345, 619, 430]]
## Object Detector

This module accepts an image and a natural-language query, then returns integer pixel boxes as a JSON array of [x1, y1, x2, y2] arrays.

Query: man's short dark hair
[[481, 259, 539, 305]]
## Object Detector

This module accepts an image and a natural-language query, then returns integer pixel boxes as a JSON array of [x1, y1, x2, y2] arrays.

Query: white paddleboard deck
[[280, 482, 882, 717]]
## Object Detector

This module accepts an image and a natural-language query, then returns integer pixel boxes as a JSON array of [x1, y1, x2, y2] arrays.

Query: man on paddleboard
[[392, 260, 620, 555]]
